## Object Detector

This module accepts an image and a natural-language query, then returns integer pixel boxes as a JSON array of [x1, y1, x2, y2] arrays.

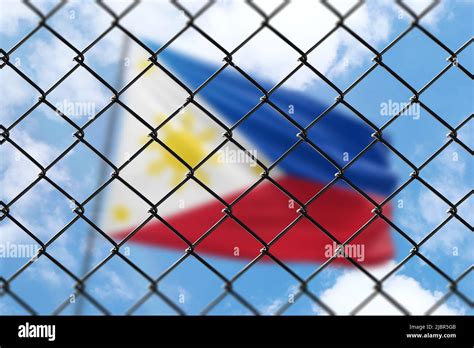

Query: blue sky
[[0, 0, 472, 315]]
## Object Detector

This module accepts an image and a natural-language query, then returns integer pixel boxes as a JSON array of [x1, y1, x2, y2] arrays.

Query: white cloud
[[261, 298, 284, 315], [0, 130, 72, 250], [400, 146, 472, 257], [30, 261, 64, 287], [400, 0, 449, 28], [0, 130, 72, 201], [0, 1, 37, 36], [1, 1, 113, 123], [92, 269, 139, 301], [314, 261, 463, 315], [0, 0, 452, 121], [125, 0, 455, 89], [260, 284, 298, 315], [119, 0, 397, 89], [0, 131, 78, 290], [1, 131, 57, 201], [0, 69, 38, 123]]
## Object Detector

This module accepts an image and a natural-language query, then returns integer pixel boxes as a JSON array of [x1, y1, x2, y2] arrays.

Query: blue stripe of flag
[[156, 47, 397, 196]]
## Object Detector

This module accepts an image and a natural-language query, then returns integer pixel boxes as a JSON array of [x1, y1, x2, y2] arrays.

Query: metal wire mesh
[[0, 0, 472, 316]]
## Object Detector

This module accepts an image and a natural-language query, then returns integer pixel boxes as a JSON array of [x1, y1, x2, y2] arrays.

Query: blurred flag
[[102, 44, 397, 265]]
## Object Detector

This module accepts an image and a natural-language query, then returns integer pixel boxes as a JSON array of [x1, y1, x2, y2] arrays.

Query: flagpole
[[75, 36, 130, 314]]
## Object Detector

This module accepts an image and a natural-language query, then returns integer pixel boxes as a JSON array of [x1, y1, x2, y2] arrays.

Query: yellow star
[[143, 112, 217, 186], [111, 204, 130, 223]]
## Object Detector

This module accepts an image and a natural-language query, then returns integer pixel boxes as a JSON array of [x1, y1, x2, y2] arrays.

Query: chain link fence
[[0, 0, 472, 316]]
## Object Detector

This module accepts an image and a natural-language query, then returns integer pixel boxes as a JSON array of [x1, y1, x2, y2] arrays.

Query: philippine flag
[[101, 44, 397, 265]]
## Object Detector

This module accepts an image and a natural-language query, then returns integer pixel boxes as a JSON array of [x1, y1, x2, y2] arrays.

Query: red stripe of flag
[[114, 176, 393, 264]]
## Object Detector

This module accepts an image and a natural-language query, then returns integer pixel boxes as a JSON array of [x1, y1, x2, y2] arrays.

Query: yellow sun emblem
[[144, 112, 217, 186]]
